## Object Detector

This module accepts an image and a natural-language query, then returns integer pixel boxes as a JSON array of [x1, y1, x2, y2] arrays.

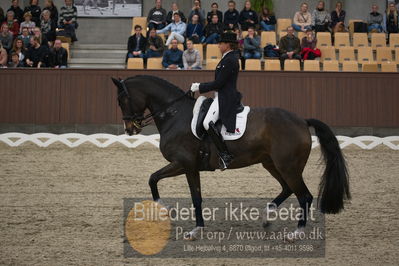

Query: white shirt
[[222, 49, 233, 59]]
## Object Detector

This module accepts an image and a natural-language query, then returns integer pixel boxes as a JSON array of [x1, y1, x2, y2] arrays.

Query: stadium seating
[[342, 61, 359, 72], [127, 58, 144, 69], [284, 60, 300, 71], [348, 20, 363, 36], [371, 33, 386, 49], [396, 48, 399, 63], [362, 63, 378, 72], [353, 33, 369, 48], [303, 60, 320, 71], [338, 47, 355, 63], [132, 16, 147, 36], [242, 31, 248, 38], [146, 57, 163, 69], [376, 47, 393, 63], [277, 18, 292, 35], [264, 59, 281, 71], [357, 47, 374, 63], [261, 31, 277, 47], [320, 47, 336, 61], [380, 62, 397, 72], [61, 42, 70, 59], [323, 60, 339, 71], [206, 59, 219, 70], [168, 43, 184, 51], [206, 44, 221, 60], [245, 59, 262, 70], [334, 32, 350, 48], [193, 44, 204, 61], [317, 32, 332, 48], [297, 32, 306, 41], [390, 33, 399, 48]]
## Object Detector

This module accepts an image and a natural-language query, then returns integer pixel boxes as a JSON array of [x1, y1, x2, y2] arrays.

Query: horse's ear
[[111, 77, 121, 88]]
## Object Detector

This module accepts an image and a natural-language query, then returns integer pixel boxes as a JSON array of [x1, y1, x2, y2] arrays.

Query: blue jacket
[[157, 21, 187, 35], [162, 48, 183, 68], [186, 23, 203, 38]]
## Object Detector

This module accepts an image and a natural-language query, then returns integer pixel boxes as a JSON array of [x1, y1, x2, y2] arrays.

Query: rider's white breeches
[[203, 96, 219, 131]]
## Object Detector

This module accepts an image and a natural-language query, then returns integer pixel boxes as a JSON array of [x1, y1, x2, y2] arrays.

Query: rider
[[190, 32, 242, 170]]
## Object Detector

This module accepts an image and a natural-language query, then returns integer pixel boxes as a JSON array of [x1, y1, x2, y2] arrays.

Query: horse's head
[[112, 77, 146, 136]]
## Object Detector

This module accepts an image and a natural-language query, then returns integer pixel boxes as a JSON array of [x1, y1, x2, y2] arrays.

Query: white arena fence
[[0, 133, 398, 150]]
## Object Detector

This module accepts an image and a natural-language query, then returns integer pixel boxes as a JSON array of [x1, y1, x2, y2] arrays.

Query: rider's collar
[[222, 50, 233, 59]]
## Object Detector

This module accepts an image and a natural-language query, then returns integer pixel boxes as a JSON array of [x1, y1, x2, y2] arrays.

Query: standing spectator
[[202, 14, 224, 44], [127, 25, 147, 59], [301, 29, 320, 60], [243, 27, 261, 59], [157, 13, 186, 46], [279, 26, 301, 68], [59, 0, 78, 42], [368, 4, 384, 33], [8, 52, 24, 67], [40, 10, 56, 43], [166, 2, 186, 25], [3, 11, 20, 37], [331, 1, 346, 32], [43, 0, 58, 24], [162, 39, 183, 69], [186, 14, 203, 44], [0, 24, 13, 52], [183, 39, 201, 70], [8, 0, 24, 24], [10, 38, 26, 63], [50, 39, 68, 68], [383, 2, 399, 34], [239, 0, 258, 31], [147, 0, 167, 30], [224, 0, 240, 31], [144, 28, 164, 58], [259, 7, 276, 31], [207, 2, 223, 24], [19, 27, 31, 47], [188, 0, 205, 25], [0, 44, 7, 67], [24, 0, 41, 26], [293, 3, 312, 32], [25, 36, 48, 67], [20, 12, 35, 34], [312, 1, 331, 32]]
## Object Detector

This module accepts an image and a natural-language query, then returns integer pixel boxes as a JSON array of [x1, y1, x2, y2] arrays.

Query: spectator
[[202, 14, 224, 44], [259, 7, 276, 31], [162, 39, 183, 69], [40, 10, 56, 43], [312, 1, 331, 32], [8, 52, 24, 67], [0, 24, 13, 52], [166, 2, 186, 24], [0, 44, 7, 67], [183, 39, 201, 70], [25, 35, 48, 67], [383, 2, 399, 34], [293, 3, 312, 32], [368, 4, 384, 33], [20, 12, 35, 34], [24, 0, 41, 26], [207, 2, 223, 24], [59, 0, 78, 42], [3, 11, 20, 37], [243, 27, 261, 59], [19, 27, 31, 47], [188, 0, 206, 25], [144, 28, 164, 58], [127, 25, 147, 59], [147, 0, 167, 30], [43, 0, 58, 24], [7, 0, 24, 24], [239, 0, 258, 31], [301, 29, 320, 60], [50, 39, 68, 68], [279, 26, 301, 68], [186, 14, 203, 44], [0, 7, 5, 24], [10, 37, 26, 63], [224, 0, 240, 31], [32, 27, 49, 48], [157, 13, 186, 46], [331, 1, 346, 32]]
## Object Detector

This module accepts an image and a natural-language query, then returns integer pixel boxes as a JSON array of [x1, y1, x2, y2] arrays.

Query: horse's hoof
[[285, 228, 305, 243], [262, 203, 277, 228], [184, 226, 204, 241]]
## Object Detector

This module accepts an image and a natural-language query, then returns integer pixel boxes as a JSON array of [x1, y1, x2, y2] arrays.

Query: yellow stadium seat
[[56, 35, 71, 44], [317, 32, 332, 48], [127, 58, 144, 69], [362, 63, 378, 72], [323, 60, 339, 71], [279, 31, 287, 39], [353, 33, 369, 48], [146, 57, 163, 69], [334, 32, 350, 47], [206, 59, 219, 70], [342, 61, 359, 72], [396, 48, 399, 63], [381, 62, 397, 72], [193, 44, 203, 61], [376, 47, 393, 63], [357, 47, 374, 63], [132, 16, 147, 36], [390, 33, 399, 48], [61, 42, 70, 59], [206, 44, 221, 60], [303, 60, 320, 71], [277, 18, 292, 34], [284, 59, 300, 71], [348, 20, 363, 36], [261, 31, 277, 47], [320, 47, 336, 62], [168, 43, 184, 51], [242, 31, 248, 38], [371, 33, 386, 49], [338, 47, 355, 63], [245, 59, 261, 70], [158, 33, 166, 42], [264, 59, 281, 71], [297, 32, 306, 41]]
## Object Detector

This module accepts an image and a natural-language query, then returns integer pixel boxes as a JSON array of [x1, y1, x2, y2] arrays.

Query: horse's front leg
[[149, 162, 185, 202], [185, 170, 204, 240]]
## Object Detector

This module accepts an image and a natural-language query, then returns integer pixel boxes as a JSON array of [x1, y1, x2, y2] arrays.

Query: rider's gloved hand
[[190, 83, 200, 92]]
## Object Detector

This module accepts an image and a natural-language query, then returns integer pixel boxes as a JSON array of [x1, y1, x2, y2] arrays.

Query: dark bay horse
[[112, 75, 350, 240]]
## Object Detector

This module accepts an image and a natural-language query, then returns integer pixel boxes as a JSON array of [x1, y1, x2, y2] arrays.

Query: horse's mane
[[128, 75, 185, 96]]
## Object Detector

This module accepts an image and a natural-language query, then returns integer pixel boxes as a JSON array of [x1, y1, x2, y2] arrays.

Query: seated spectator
[[183, 39, 201, 70], [59, 0, 78, 43], [202, 14, 223, 44], [383, 2, 399, 34], [0, 44, 7, 67], [243, 27, 261, 59], [162, 39, 183, 69], [186, 14, 203, 44], [10, 38, 26, 63], [43, 0, 58, 24], [207, 2, 223, 24], [24, 0, 41, 26], [25, 36, 49, 67], [50, 39, 68, 68], [259, 7, 276, 31], [40, 10, 56, 43], [144, 28, 164, 58], [147, 0, 167, 30], [8, 52, 24, 67], [301, 29, 320, 60], [166, 2, 186, 24], [331, 1, 346, 32], [368, 4, 384, 33], [279, 26, 301, 68], [127, 25, 147, 59], [293, 3, 312, 32], [20, 12, 35, 34], [32, 27, 49, 48], [157, 13, 186, 46], [3, 11, 20, 37], [188, 0, 205, 25], [312, 1, 331, 32], [8, 0, 24, 24], [19, 27, 31, 47], [224, 0, 240, 31], [0, 24, 13, 52], [239, 0, 258, 31]]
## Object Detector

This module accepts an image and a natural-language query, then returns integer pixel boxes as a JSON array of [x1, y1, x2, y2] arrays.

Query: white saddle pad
[[191, 96, 250, 141]]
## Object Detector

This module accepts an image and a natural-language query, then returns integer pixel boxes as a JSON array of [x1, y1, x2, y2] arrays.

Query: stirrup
[[218, 153, 233, 171]]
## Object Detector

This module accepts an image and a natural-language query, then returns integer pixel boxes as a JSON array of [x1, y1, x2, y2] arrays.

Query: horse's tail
[[306, 119, 351, 214]]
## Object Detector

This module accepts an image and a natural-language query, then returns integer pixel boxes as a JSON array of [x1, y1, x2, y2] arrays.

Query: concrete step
[[69, 63, 126, 69], [69, 58, 125, 64], [71, 49, 127, 59], [72, 44, 126, 50]]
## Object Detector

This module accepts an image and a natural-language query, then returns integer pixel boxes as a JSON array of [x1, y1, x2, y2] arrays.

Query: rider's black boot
[[207, 121, 234, 171]]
